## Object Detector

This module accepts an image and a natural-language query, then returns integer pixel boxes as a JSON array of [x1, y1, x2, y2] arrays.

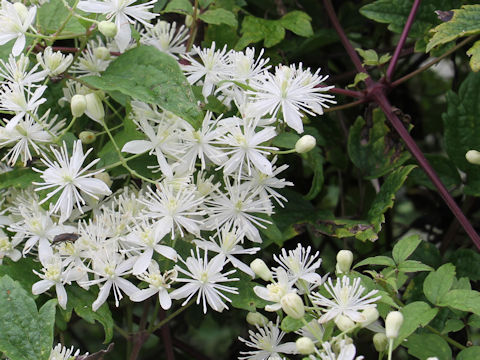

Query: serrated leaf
[[407, 154, 461, 191], [393, 301, 438, 348], [360, 0, 461, 39], [0, 276, 56, 360], [405, 333, 452, 360], [348, 108, 410, 179], [392, 234, 422, 264], [443, 72, 480, 195], [82, 45, 203, 129], [354, 256, 396, 269], [356, 48, 379, 66], [397, 260, 433, 273], [368, 165, 416, 232], [427, 5, 480, 52], [235, 16, 285, 50], [279, 11, 313, 37], [449, 249, 480, 281], [230, 272, 269, 312], [66, 285, 114, 343], [37, 0, 85, 35], [467, 39, 480, 72], [438, 289, 480, 315], [199, 8, 237, 27], [163, 0, 193, 15], [423, 263, 456, 305], [457, 347, 480, 360]]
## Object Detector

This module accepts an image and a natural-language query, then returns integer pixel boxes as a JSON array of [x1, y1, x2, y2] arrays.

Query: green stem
[[387, 338, 393, 360], [149, 299, 195, 334], [186, 0, 199, 52], [53, 0, 81, 43], [147, 300, 160, 332], [114, 323, 130, 339]]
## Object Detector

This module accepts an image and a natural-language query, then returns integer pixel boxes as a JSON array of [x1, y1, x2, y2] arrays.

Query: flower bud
[[95, 172, 112, 188], [93, 46, 110, 61], [250, 259, 273, 281], [334, 314, 355, 332], [336, 250, 353, 274], [385, 311, 403, 339], [373, 333, 388, 352], [246, 312, 268, 327], [295, 135, 316, 154], [280, 293, 304, 319], [466, 150, 480, 165], [70, 94, 87, 117], [98, 21, 118, 38], [79, 131, 96, 144], [185, 14, 194, 27], [85, 93, 105, 123], [360, 307, 379, 328], [296, 337, 315, 355]]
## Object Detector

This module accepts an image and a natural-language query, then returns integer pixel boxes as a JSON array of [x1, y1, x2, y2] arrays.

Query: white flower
[[253, 267, 296, 312], [130, 262, 177, 310], [249, 64, 336, 134], [49, 343, 83, 360], [140, 181, 205, 239], [36, 46, 74, 77], [194, 226, 260, 277], [82, 252, 138, 311], [313, 340, 364, 360], [310, 276, 381, 324], [70, 37, 112, 76], [140, 21, 189, 59], [0, 53, 47, 86], [0, 1, 37, 56], [181, 42, 230, 98], [0, 228, 21, 264], [218, 116, 277, 177], [33, 140, 112, 222], [170, 249, 238, 313], [238, 319, 297, 360], [77, 0, 158, 52]]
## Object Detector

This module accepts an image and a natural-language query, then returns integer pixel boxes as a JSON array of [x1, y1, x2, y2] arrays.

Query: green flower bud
[[79, 131, 96, 145], [334, 314, 355, 332], [98, 21, 118, 38], [373, 333, 388, 352], [295, 135, 316, 154], [246, 312, 268, 327], [85, 93, 105, 123], [336, 250, 353, 274], [70, 94, 87, 117], [185, 14, 194, 27], [385, 311, 403, 339], [466, 150, 480, 165], [250, 259, 273, 281], [93, 46, 110, 61], [296, 337, 315, 355], [280, 293, 304, 319]]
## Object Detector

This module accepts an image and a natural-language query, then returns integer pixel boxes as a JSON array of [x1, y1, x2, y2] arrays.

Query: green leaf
[[407, 154, 461, 191], [423, 263, 456, 305], [360, 0, 461, 39], [394, 301, 438, 348], [397, 260, 433, 273], [468, 314, 480, 328], [442, 318, 464, 334], [449, 249, 480, 281], [280, 314, 313, 333], [272, 132, 300, 148], [163, 0, 193, 15], [0, 168, 41, 190], [230, 273, 269, 312], [82, 45, 203, 129], [467, 40, 480, 72], [458, 347, 480, 360], [199, 8, 237, 27], [279, 11, 313, 37], [368, 165, 416, 232], [348, 108, 410, 179], [354, 256, 396, 269], [443, 72, 480, 195], [356, 48, 379, 66], [427, 5, 480, 52], [348, 72, 370, 88], [0, 276, 56, 360], [314, 218, 378, 242], [405, 333, 452, 360], [303, 146, 324, 200], [438, 289, 480, 316], [66, 285, 114, 343], [392, 234, 422, 264], [37, 0, 84, 35], [0, 258, 42, 293]]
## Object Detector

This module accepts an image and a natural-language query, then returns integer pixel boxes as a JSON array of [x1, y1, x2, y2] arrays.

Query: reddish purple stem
[[385, 0, 422, 82]]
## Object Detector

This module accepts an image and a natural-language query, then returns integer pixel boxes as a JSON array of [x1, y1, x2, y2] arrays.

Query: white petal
[[92, 281, 112, 311], [32, 279, 54, 295], [133, 249, 153, 275], [130, 288, 157, 302], [158, 289, 172, 310], [122, 140, 153, 154]]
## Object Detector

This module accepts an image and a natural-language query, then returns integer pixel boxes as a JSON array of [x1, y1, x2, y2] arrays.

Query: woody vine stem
[[322, 0, 480, 250]]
